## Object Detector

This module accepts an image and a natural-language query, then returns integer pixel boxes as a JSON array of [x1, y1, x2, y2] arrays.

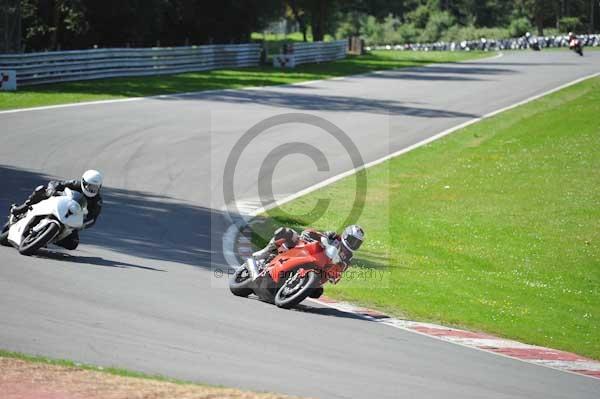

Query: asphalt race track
[[1, 51, 599, 398]]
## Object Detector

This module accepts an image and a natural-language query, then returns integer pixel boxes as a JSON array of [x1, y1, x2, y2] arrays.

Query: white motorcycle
[[0, 188, 87, 256]]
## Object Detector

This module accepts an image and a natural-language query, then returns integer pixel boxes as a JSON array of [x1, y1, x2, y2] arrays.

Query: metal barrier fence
[[273, 40, 347, 67], [366, 33, 600, 52], [291, 40, 347, 64], [0, 43, 262, 86]]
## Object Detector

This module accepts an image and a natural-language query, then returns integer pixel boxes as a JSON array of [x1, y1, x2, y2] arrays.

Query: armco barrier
[[0, 43, 262, 86], [273, 40, 347, 68]]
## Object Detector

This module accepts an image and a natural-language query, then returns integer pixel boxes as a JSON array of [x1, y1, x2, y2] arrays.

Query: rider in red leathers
[[253, 225, 365, 293], [568, 32, 577, 45]]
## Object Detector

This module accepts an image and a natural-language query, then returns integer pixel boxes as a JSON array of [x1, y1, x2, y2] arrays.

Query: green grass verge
[[253, 76, 600, 359], [0, 348, 200, 385], [0, 51, 489, 111]]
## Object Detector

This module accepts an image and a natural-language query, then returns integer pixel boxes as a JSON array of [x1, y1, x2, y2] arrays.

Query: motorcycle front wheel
[[18, 221, 59, 256], [229, 264, 254, 297], [274, 270, 320, 309]]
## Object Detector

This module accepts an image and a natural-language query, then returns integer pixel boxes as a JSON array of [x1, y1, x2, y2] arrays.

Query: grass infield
[[253, 76, 600, 359], [0, 51, 488, 111]]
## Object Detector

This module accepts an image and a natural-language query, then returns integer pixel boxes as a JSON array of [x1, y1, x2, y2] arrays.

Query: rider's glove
[[324, 231, 338, 241], [46, 181, 59, 197]]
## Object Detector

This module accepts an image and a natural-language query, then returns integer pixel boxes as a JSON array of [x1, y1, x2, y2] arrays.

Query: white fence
[[0, 43, 262, 86], [273, 40, 347, 67], [292, 40, 347, 64]]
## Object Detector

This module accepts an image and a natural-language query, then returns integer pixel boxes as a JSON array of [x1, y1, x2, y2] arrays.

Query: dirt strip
[[0, 357, 299, 399]]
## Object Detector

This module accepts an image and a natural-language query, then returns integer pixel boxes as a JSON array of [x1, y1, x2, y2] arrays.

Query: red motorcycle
[[570, 38, 584, 56], [229, 236, 344, 308]]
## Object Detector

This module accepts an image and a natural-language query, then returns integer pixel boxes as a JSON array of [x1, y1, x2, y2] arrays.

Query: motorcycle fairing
[[7, 189, 84, 247], [267, 241, 330, 283]]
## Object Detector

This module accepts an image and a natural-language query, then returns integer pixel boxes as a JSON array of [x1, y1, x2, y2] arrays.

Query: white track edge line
[[223, 71, 600, 268], [221, 70, 600, 379], [220, 70, 600, 379], [247, 70, 600, 218]]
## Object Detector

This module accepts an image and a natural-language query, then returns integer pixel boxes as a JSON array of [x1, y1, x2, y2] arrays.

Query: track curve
[[1, 51, 599, 398]]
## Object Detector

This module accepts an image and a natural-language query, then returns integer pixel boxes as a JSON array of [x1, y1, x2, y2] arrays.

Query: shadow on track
[[148, 62, 526, 117], [35, 250, 166, 271], [294, 303, 370, 321], [5, 54, 500, 100], [240, 295, 370, 322], [161, 89, 479, 117], [396, 65, 516, 76], [0, 165, 234, 270], [462, 61, 578, 67]]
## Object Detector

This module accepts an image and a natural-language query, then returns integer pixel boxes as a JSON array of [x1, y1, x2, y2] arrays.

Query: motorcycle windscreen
[[70, 191, 88, 209]]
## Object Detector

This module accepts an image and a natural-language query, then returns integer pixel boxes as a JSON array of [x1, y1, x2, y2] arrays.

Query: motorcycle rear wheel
[[274, 271, 320, 309], [18, 221, 59, 256], [229, 264, 254, 297]]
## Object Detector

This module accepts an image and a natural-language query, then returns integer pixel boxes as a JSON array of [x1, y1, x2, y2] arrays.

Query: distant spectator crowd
[[366, 33, 600, 52]]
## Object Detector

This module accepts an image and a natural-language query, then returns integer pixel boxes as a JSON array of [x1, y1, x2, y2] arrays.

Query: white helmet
[[342, 225, 364, 251], [81, 169, 103, 197], [339, 225, 365, 263]]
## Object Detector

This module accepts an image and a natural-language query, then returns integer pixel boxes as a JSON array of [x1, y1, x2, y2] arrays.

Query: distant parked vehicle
[[365, 33, 599, 53], [530, 39, 541, 51], [525, 32, 541, 51]]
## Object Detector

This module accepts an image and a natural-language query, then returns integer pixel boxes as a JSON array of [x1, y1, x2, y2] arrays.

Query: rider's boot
[[10, 202, 31, 218], [55, 231, 79, 250], [10, 185, 47, 218], [252, 237, 276, 260]]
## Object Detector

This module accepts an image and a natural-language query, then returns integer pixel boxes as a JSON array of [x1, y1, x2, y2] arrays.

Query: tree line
[[1, 0, 599, 52], [337, 0, 600, 45]]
